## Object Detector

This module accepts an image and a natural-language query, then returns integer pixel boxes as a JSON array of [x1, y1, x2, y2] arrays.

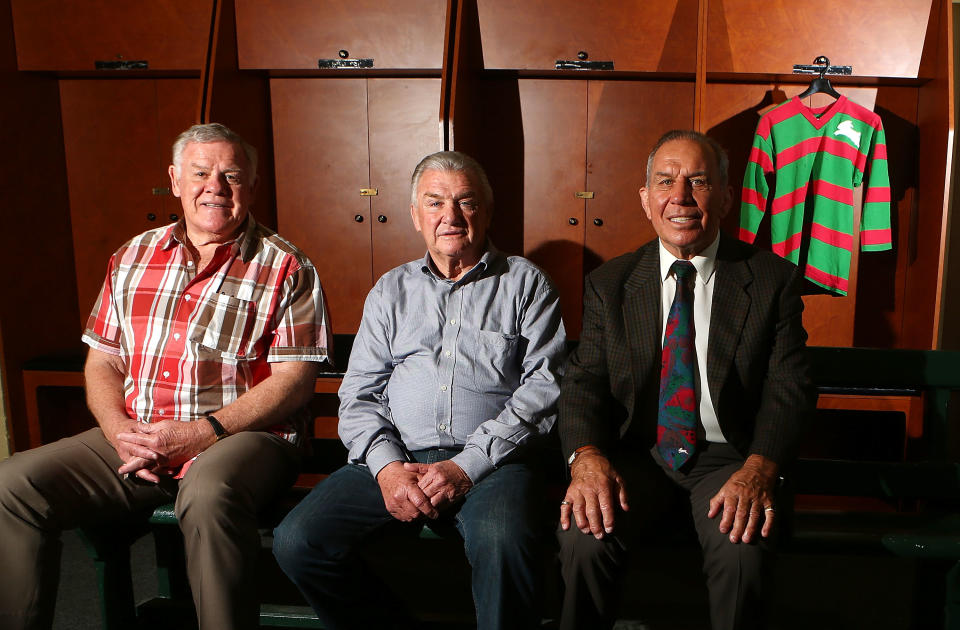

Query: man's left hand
[[403, 460, 473, 511], [116, 419, 212, 474], [707, 454, 779, 544]]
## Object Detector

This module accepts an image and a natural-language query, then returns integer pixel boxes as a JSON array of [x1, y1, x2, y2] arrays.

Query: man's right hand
[[376, 461, 439, 522], [560, 449, 629, 539], [107, 418, 162, 483]]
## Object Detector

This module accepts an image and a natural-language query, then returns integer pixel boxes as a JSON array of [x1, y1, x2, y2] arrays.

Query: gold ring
[[764, 506, 775, 512]]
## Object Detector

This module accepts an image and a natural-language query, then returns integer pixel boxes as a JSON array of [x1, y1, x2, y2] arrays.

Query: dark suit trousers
[[557, 442, 776, 630]]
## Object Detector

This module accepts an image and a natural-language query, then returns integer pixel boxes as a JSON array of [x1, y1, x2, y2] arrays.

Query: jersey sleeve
[[740, 117, 775, 243], [859, 121, 893, 252]]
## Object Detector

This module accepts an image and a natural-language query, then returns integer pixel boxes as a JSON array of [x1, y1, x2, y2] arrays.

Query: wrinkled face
[[168, 141, 257, 243], [640, 138, 732, 260], [410, 168, 491, 271]]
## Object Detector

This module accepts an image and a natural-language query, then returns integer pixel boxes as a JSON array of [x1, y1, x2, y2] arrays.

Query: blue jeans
[[273, 448, 546, 630]]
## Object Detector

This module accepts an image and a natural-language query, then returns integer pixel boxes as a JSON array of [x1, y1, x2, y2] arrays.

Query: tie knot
[[671, 260, 695, 281]]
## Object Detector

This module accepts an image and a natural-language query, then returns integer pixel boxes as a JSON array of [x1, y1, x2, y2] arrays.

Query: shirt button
[[439, 424, 447, 431], [173, 333, 181, 341], [440, 385, 448, 391], [449, 318, 456, 325], [184, 295, 192, 302], [162, 371, 170, 378], [444, 351, 451, 357], [187, 261, 194, 267], [157, 409, 165, 416]]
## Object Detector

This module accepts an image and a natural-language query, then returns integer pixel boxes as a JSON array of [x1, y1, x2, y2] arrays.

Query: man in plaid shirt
[[0, 123, 331, 630]]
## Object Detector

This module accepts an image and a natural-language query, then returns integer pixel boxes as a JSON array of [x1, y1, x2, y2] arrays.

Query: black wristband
[[205, 415, 229, 441]]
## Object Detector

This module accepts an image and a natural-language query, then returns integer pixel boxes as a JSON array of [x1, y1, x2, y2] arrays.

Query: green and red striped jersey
[[739, 95, 892, 295]]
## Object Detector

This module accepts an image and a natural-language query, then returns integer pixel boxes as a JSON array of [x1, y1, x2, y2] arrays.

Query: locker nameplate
[[95, 60, 148, 70], [360, 188, 378, 196], [555, 60, 613, 71], [319, 58, 374, 69], [575, 191, 595, 199]]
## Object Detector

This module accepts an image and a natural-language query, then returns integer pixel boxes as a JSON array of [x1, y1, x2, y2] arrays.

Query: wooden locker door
[[271, 78, 372, 333], [11, 0, 213, 71], [477, 0, 697, 72], [518, 80, 587, 336], [236, 0, 447, 70], [584, 81, 696, 267], [157, 80, 205, 227], [367, 79, 444, 280], [60, 79, 198, 325]]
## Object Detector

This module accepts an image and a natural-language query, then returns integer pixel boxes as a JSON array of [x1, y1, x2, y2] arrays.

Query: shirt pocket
[[187, 293, 259, 361], [471, 330, 521, 394]]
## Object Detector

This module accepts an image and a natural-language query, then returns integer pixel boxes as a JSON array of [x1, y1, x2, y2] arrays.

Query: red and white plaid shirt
[[83, 216, 331, 445]]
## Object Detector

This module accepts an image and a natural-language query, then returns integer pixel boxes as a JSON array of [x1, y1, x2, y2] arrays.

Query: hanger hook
[[813, 55, 830, 79]]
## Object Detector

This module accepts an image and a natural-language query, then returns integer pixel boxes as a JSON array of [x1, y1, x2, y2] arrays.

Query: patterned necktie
[[658, 260, 697, 470]]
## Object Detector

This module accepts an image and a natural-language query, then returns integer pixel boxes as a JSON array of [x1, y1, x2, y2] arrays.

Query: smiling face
[[410, 168, 491, 277], [640, 138, 732, 260], [168, 140, 257, 245]]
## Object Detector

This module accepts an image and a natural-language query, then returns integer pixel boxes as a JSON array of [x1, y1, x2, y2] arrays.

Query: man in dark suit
[[556, 130, 815, 630]]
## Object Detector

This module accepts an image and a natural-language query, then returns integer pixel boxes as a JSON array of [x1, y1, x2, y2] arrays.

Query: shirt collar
[[419, 241, 500, 284], [162, 215, 257, 261], [657, 232, 720, 284]]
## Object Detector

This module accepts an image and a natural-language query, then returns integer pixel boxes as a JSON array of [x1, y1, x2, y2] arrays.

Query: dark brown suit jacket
[[559, 232, 815, 467]]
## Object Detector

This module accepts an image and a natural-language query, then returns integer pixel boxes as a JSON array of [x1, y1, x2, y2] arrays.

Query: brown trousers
[[0, 427, 299, 630]]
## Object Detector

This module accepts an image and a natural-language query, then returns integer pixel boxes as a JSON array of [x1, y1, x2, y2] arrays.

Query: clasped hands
[[112, 418, 212, 483], [560, 449, 778, 544], [376, 459, 473, 522]]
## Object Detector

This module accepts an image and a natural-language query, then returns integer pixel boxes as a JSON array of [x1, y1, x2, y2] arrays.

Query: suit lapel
[[623, 243, 661, 396], [708, 235, 752, 403]]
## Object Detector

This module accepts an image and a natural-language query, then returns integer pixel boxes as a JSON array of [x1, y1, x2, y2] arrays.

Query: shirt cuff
[[82, 331, 122, 355], [451, 447, 494, 484], [364, 440, 408, 480]]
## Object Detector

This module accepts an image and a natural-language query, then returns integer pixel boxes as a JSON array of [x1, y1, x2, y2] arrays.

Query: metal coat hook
[[793, 55, 852, 77], [813, 56, 830, 79]]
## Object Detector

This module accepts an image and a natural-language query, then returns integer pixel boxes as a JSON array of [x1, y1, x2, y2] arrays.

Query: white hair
[[171, 123, 258, 178], [410, 151, 493, 208]]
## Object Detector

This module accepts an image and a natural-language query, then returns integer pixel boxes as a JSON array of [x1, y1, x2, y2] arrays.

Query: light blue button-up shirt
[[338, 246, 566, 483]]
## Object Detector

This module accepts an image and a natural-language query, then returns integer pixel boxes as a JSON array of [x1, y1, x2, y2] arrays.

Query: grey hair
[[645, 130, 729, 187], [172, 123, 258, 179], [410, 151, 494, 208]]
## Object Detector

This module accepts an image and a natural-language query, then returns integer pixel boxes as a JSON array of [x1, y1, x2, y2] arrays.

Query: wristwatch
[[567, 445, 600, 466], [205, 415, 229, 441]]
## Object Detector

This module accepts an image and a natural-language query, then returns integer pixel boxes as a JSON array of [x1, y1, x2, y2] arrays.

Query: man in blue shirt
[[274, 151, 567, 630]]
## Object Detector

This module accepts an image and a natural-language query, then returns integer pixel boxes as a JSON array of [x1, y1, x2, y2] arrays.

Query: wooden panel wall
[[11, 0, 214, 71], [0, 0, 81, 452], [706, 0, 932, 78], [235, 0, 447, 70], [940, 1, 960, 351], [476, 0, 698, 72]]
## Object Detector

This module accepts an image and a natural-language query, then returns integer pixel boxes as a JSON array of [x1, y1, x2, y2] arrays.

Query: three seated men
[[1, 128, 810, 630]]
